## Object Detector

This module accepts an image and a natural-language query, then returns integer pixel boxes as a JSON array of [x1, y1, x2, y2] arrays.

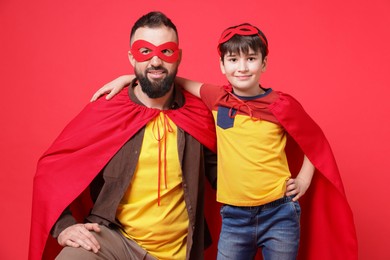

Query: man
[[29, 11, 217, 260]]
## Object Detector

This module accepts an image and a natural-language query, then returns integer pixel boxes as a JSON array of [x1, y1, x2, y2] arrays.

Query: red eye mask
[[217, 24, 269, 56], [130, 40, 180, 63]]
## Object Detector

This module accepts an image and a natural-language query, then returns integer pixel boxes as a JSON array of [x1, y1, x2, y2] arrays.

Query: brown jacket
[[52, 83, 217, 260]]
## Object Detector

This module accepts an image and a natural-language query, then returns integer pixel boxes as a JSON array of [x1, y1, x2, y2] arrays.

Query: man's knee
[[56, 246, 100, 260]]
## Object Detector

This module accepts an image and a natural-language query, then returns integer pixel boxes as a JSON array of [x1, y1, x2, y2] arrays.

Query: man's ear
[[219, 59, 226, 75], [128, 51, 136, 67], [262, 56, 268, 72], [177, 49, 183, 64]]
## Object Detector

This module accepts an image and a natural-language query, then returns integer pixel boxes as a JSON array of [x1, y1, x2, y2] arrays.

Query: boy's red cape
[[29, 88, 358, 260], [215, 86, 358, 259], [269, 92, 358, 259], [29, 88, 217, 260]]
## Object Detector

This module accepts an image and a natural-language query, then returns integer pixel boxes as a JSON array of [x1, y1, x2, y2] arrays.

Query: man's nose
[[150, 55, 163, 66]]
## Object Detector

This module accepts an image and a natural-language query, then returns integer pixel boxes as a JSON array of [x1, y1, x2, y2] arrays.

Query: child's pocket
[[217, 106, 236, 129]]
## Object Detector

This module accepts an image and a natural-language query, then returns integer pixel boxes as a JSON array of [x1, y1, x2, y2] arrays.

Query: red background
[[1, 0, 389, 259]]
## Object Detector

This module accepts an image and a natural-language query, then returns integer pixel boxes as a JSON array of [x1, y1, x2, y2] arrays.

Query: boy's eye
[[228, 58, 237, 62], [161, 49, 174, 56]]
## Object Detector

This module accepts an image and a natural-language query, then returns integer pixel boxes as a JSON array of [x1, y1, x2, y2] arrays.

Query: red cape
[[270, 92, 358, 259], [214, 85, 357, 259], [29, 88, 216, 260]]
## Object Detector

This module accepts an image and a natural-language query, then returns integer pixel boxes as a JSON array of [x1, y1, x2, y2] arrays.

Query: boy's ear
[[262, 56, 268, 72], [219, 59, 226, 75]]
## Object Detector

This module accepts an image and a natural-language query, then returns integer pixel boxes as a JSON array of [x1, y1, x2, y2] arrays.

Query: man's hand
[[57, 223, 101, 253]]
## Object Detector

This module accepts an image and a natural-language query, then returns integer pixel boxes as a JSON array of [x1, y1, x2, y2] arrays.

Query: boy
[[92, 23, 357, 259]]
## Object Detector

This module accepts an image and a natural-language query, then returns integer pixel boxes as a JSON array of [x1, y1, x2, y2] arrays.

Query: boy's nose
[[238, 61, 249, 71]]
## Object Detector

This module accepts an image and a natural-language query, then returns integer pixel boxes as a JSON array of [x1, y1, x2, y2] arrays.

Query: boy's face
[[220, 48, 267, 96]]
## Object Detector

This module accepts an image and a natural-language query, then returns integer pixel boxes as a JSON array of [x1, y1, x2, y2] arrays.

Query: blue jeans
[[217, 196, 301, 260]]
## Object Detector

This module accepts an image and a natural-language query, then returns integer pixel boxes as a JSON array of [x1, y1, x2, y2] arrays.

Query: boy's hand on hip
[[285, 177, 311, 201]]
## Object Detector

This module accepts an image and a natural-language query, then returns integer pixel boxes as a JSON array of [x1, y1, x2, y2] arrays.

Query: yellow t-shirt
[[116, 113, 188, 260], [214, 111, 291, 206]]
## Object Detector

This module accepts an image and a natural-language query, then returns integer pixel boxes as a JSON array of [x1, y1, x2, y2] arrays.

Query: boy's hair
[[130, 11, 178, 44], [218, 23, 268, 61]]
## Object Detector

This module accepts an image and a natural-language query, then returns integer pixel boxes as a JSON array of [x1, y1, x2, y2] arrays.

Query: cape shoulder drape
[[29, 88, 216, 260]]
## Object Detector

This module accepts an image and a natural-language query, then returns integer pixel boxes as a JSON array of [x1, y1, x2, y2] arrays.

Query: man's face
[[129, 26, 181, 98]]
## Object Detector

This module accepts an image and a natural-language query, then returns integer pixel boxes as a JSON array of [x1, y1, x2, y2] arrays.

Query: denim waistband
[[262, 195, 294, 209], [228, 196, 294, 211]]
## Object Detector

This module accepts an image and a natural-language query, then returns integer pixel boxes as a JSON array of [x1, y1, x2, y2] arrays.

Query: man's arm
[[50, 207, 77, 237], [203, 147, 217, 189], [51, 207, 101, 253], [57, 223, 101, 253]]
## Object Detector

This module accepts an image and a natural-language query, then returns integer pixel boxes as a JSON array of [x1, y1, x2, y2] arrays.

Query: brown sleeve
[[50, 207, 77, 238], [203, 147, 217, 189]]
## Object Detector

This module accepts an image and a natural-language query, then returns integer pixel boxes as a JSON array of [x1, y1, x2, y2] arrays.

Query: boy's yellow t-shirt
[[200, 83, 291, 207], [116, 113, 188, 260], [214, 111, 291, 206]]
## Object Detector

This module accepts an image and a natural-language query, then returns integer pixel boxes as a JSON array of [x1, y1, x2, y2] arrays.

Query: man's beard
[[135, 66, 177, 98]]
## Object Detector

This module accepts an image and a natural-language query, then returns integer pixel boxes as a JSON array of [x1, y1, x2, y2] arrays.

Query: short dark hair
[[219, 23, 268, 61], [130, 11, 178, 44]]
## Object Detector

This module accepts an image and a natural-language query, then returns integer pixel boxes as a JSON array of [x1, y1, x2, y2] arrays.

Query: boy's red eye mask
[[217, 24, 269, 56], [131, 40, 180, 63]]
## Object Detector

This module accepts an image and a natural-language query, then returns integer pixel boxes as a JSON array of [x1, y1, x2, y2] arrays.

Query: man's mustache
[[146, 66, 168, 73]]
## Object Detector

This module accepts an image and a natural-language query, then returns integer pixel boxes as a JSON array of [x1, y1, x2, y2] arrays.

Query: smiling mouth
[[236, 75, 251, 80], [147, 70, 166, 79]]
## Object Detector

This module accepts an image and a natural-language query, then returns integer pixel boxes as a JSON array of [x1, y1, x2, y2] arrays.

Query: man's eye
[[140, 48, 151, 55], [162, 49, 174, 56]]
